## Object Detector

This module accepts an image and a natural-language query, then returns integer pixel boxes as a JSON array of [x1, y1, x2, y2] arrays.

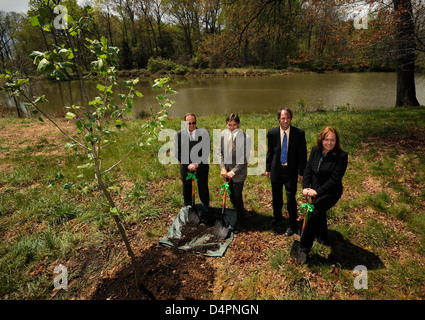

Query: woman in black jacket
[[296, 126, 348, 264]]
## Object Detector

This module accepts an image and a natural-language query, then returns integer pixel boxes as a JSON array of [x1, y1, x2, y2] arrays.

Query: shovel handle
[[221, 177, 231, 206], [191, 169, 197, 196], [305, 195, 316, 204], [302, 215, 307, 230], [192, 177, 195, 196], [301, 196, 316, 230]]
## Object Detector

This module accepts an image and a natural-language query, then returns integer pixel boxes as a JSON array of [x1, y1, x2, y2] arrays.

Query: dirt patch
[[353, 128, 425, 197], [359, 128, 425, 155], [0, 118, 75, 160], [90, 244, 215, 300], [362, 176, 383, 194]]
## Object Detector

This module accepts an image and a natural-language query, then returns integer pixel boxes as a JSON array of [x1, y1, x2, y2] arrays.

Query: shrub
[[147, 57, 176, 73], [173, 65, 189, 75], [190, 55, 209, 69]]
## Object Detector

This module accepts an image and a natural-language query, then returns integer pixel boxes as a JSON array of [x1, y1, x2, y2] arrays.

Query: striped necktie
[[228, 132, 234, 153]]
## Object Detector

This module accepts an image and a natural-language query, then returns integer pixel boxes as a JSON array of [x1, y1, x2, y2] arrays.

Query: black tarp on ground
[[159, 205, 236, 257]]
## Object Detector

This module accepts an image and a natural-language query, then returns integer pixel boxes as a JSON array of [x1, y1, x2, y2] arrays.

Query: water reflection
[[2, 72, 425, 118]]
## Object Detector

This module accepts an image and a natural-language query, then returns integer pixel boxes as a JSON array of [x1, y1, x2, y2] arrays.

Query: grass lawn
[[1, 106, 425, 300]]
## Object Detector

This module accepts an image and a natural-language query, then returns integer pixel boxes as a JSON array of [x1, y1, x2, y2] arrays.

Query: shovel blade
[[290, 240, 308, 264], [214, 219, 230, 240], [290, 240, 301, 260], [188, 207, 201, 225]]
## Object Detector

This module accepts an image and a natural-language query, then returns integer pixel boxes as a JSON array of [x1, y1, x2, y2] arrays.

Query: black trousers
[[180, 164, 210, 207], [300, 193, 341, 252], [271, 167, 298, 229], [228, 179, 245, 219]]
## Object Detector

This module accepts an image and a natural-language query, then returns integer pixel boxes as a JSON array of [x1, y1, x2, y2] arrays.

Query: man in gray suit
[[218, 113, 251, 226]]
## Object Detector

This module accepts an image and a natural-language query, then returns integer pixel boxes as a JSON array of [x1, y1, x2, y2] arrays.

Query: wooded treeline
[[1, 0, 425, 76]]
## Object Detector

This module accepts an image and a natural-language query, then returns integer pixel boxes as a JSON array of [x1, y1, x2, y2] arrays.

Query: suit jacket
[[266, 125, 307, 183], [218, 129, 251, 183], [303, 146, 348, 197], [174, 128, 210, 165]]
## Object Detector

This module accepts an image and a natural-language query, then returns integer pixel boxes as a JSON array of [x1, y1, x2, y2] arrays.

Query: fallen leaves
[[330, 264, 340, 276], [230, 231, 274, 266]]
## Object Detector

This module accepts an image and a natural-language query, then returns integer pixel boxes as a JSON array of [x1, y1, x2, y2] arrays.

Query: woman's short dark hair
[[277, 107, 293, 120], [226, 113, 240, 124], [317, 126, 341, 151]]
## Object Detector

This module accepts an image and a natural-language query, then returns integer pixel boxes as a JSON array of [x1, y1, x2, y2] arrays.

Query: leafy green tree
[[1, 3, 176, 298], [0, 11, 31, 75], [165, 0, 201, 58]]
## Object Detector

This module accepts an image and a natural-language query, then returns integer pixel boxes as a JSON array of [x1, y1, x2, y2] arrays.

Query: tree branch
[[100, 129, 148, 175], [20, 90, 90, 151]]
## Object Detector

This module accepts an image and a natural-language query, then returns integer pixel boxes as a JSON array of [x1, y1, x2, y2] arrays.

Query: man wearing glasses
[[175, 113, 210, 208]]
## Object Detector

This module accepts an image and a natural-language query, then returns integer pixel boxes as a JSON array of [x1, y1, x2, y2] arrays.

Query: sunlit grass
[[1, 106, 425, 299]]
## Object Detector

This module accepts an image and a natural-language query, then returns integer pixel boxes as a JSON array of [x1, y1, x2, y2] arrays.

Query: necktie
[[280, 131, 287, 165], [228, 132, 233, 153]]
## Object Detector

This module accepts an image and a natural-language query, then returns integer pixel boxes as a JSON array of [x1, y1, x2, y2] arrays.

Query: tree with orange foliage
[[330, 0, 421, 106], [220, 0, 423, 106]]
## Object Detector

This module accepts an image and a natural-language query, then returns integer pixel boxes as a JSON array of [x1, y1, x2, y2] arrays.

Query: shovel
[[214, 177, 232, 240], [290, 196, 316, 261], [187, 170, 201, 225]]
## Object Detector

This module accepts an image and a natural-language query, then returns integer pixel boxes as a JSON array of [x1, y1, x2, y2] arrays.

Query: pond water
[[2, 72, 425, 118]]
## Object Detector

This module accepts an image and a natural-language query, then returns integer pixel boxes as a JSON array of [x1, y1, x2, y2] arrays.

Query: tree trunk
[[12, 95, 22, 118], [393, 0, 420, 107], [92, 144, 155, 300]]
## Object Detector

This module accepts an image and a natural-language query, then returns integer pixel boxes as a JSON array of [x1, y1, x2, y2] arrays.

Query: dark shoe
[[284, 227, 296, 237], [270, 217, 283, 227]]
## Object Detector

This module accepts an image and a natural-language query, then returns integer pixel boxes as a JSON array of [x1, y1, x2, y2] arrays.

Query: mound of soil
[[168, 223, 224, 253], [90, 244, 215, 300]]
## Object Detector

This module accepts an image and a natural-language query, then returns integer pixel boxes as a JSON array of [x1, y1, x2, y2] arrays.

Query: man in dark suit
[[266, 108, 307, 236], [174, 113, 210, 207]]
